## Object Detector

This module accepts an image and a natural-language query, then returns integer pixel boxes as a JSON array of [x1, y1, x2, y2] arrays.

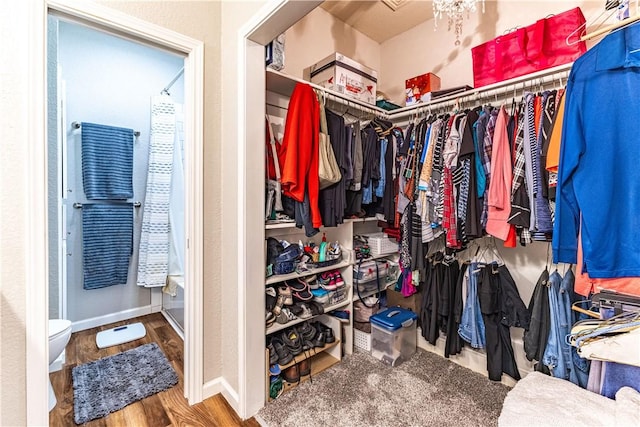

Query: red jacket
[[280, 83, 322, 227]]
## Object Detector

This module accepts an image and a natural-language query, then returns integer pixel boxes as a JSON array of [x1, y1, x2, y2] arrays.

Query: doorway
[[26, 1, 204, 423]]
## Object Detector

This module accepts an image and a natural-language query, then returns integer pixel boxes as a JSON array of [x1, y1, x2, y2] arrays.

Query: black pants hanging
[[478, 264, 521, 382]]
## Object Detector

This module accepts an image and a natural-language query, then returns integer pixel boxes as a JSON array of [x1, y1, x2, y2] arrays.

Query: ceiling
[[320, 1, 434, 44]]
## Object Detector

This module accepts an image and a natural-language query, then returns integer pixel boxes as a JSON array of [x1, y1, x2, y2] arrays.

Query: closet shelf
[[267, 62, 574, 122], [275, 339, 341, 371], [353, 281, 395, 301], [266, 68, 385, 117], [266, 259, 352, 285], [265, 216, 378, 230], [266, 297, 351, 335]]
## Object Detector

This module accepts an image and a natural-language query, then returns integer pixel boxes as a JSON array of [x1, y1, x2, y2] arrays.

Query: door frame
[[26, 0, 204, 424], [235, 0, 321, 417]]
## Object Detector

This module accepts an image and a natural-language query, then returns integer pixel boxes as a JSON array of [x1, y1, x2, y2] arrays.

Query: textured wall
[[100, 0, 223, 382], [0, 1, 29, 424], [282, 6, 381, 79], [379, 0, 604, 104]]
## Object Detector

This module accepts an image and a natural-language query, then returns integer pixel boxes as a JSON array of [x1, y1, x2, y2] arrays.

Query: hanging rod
[[71, 121, 140, 137], [73, 201, 141, 209], [161, 66, 184, 95], [388, 62, 574, 120]]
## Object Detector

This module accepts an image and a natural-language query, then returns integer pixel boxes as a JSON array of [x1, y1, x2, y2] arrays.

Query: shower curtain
[[137, 94, 176, 288]]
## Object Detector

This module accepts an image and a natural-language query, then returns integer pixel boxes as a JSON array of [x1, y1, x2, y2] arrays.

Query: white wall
[[379, 0, 605, 105], [57, 20, 184, 323], [282, 6, 380, 80]]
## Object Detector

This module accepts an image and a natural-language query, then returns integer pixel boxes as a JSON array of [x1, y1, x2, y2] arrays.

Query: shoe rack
[[265, 314, 342, 401], [264, 217, 399, 402]]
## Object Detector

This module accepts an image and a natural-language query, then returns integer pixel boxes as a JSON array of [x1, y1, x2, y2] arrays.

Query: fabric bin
[[305, 52, 378, 105], [370, 307, 417, 366]]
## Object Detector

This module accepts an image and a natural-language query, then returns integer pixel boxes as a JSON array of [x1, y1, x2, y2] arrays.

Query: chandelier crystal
[[433, 0, 485, 46]]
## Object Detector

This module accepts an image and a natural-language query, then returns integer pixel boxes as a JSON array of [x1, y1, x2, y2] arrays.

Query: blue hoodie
[[553, 23, 640, 278]]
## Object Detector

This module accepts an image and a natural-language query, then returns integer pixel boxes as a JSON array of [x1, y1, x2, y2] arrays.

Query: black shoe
[[298, 321, 317, 342], [282, 328, 303, 356], [312, 331, 326, 348], [318, 322, 335, 344], [267, 340, 278, 365], [271, 337, 293, 365]]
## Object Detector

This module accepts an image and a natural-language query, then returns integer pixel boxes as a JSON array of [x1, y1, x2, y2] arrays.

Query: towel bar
[[73, 201, 141, 209], [71, 121, 141, 137]]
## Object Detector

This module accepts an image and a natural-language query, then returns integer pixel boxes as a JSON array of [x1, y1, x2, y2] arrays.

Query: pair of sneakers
[[319, 270, 345, 291]]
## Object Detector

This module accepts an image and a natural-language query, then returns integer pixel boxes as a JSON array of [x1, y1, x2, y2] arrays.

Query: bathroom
[[47, 16, 187, 372]]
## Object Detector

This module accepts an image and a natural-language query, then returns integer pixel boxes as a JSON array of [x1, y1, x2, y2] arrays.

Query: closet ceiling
[[320, 1, 434, 43]]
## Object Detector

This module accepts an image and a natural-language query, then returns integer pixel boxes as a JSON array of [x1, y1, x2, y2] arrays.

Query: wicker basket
[[354, 329, 371, 352]]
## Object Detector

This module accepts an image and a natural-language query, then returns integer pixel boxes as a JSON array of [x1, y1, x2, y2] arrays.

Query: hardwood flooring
[[49, 313, 260, 427]]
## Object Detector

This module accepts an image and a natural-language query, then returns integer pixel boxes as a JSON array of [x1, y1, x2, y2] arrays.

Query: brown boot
[[298, 359, 310, 376], [282, 364, 300, 383]]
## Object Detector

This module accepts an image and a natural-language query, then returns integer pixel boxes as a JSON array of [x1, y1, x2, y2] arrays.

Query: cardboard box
[[305, 53, 378, 105], [405, 72, 441, 106], [386, 287, 422, 316]]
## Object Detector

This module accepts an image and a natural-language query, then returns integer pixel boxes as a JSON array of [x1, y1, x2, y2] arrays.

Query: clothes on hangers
[[553, 23, 640, 277]]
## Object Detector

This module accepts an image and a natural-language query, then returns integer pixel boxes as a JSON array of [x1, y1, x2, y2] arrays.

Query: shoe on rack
[[267, 340, 279, 365], [298, 321, 317, 342], [269, 364, 281, 376], [315, 322, 335, 344], [311, 288, 329, 304], [276, 307, 297, 324], [266, 286, 277, 312], [329, 310, 350, 322], [282, 328, 303, 356], [312, 330, 326, 348], [298, 304, 313, 319], [334, 272, 345, 288], [271, 337, 293, 365], [307, 300, 325, 316], [298, 359, 310, 377], [282, 364, 300, 383], [278, 284, 294, 306], [266, 311, 276, 328], [289, 279, 314, 302]]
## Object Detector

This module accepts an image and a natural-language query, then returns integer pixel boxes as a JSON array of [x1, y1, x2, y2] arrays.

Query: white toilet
[[49, 319, 72, 411]]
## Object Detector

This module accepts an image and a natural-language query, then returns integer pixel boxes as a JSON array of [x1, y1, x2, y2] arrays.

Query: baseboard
[[416, 328, 534, 387], [203, 376, 241, 415], [71, 305, 153, 332]]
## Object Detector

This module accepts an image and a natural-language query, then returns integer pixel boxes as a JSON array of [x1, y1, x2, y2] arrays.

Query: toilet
[[49, 319, 72, 411]]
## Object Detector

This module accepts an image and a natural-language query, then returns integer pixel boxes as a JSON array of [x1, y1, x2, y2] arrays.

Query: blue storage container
[[370, 307, 417, 366]]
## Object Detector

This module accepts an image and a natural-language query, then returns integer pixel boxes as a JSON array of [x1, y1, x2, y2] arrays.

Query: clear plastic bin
[[370, 307, 417, 366]]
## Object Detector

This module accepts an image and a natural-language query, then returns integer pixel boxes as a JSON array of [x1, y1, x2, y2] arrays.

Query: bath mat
[[72, 342, 178, 424]]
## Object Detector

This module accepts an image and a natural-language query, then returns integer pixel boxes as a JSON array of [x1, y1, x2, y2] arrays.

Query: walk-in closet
[[257, 1, 640, 424]]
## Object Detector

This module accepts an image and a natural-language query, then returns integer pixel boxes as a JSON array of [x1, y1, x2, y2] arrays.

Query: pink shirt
[[486, 106, 513, 241]]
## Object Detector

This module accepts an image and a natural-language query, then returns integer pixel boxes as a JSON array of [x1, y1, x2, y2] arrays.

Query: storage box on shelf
[[370, 307, 418, 367], [304, 52, 378, 105]]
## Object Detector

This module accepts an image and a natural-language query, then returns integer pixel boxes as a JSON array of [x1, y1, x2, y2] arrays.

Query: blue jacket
[[553, 24, 640, 278]]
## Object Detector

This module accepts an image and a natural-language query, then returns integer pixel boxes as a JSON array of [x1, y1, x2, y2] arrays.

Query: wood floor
[[49, 313, 260, 427]]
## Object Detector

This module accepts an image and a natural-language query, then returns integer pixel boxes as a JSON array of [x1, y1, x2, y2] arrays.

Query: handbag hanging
[[471, 7, 586, 87], [316, 92, 342, 189]]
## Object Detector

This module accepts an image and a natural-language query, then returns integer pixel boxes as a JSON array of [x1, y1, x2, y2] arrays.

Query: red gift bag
[[472, 7, 586, 87]]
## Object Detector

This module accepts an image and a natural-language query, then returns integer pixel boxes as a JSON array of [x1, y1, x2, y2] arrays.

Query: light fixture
[[433, 0, 485, 46]]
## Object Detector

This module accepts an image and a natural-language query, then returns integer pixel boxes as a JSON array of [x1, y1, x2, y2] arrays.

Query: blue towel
[[82, 204, 133, 290], [81, 122, 134, 200]]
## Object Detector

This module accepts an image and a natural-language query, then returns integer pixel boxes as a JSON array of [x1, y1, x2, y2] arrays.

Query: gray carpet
[[72, 342, 178, 424], [258, 349, 511, 427]]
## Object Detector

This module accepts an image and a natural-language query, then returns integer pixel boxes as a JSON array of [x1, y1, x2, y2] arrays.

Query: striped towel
[[82, 204, 133, 290], [81, 122, 134, 200]]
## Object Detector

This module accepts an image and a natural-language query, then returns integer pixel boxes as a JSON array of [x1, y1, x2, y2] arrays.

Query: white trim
[[203, 376, 241, 414], [70, 305, 154, 333], [237, 0, 321, 418], [27, 1, 205, 422], [26, 0, 49, 425]]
